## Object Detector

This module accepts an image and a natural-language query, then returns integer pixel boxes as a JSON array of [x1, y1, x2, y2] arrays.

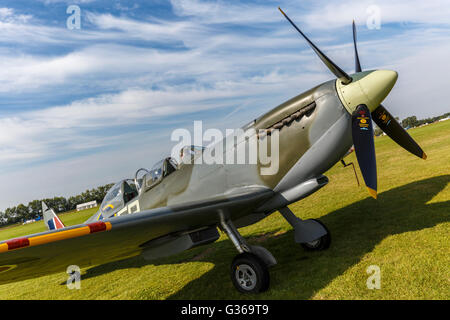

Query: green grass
[[0, 121, 448, 300]]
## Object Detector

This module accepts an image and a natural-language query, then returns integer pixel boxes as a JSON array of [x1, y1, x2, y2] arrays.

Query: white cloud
[[0, 7, 32, 23], [1, 0, 450, 209], [170, 0, 280, 23], [40, 0, 97, 4], [86, 12, 206, 43], [297, 0, 450, 30]]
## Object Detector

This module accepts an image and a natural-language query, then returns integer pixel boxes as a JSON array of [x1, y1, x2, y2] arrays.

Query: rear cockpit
[[134, 157, 178, 194]]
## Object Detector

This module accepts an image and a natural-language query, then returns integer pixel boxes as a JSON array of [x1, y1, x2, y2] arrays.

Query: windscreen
[[150, 160, 164, 182], [100, 181, 124, 217]]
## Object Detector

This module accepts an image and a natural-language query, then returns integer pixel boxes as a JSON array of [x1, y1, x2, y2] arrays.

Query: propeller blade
[[372, 105, 427, 159], [352, 20, 362, 73], [352, 104, 377, 199], [278, 7, 352, 84]]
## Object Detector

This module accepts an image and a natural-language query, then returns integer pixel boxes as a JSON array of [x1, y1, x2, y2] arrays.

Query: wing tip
[[422, 152, 427, 160]]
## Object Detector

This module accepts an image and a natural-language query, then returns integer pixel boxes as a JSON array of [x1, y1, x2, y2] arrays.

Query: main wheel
[[230, 252, 270, 293], [301, 219, 331, 251]]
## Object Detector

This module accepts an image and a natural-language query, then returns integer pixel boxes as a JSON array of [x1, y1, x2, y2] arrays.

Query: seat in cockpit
[[164, 158, 177, 176], [123, 180, 138, 203]]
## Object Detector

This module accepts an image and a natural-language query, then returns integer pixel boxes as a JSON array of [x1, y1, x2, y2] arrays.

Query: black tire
[[301, 219, 331, 251], [230, 252, 270, 293]]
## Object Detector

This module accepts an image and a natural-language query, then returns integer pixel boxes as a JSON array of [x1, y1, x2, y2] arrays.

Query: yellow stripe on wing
[[0, 222, 112, 253], [0, 244, 8, 254], [29, 226, 91, 247]]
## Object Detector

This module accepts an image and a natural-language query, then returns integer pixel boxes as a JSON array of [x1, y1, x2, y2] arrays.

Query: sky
[[0, 0, 449, 210]]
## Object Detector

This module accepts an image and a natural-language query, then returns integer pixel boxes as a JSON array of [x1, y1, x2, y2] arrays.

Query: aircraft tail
[[42, 202, 65, 231]]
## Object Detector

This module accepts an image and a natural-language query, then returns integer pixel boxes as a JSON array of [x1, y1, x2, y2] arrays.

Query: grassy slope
[[0, 121, 448, 300]]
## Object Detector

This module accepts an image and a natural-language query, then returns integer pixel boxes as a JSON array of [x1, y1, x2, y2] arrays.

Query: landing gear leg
[[278, 207, 331, 251], [220, 219, 276, 293]]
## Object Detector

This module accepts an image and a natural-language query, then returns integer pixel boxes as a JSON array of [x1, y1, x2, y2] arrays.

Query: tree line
[[0, 183, 114, 226], [400, 112, 450, 129]]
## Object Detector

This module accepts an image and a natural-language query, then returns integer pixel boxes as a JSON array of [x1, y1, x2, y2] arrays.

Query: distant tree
[[67, 196, 78, 211], [81, 189, 93, 203], [4, 207, 14, 224], [16, 204, 29, 222], [28, 200, 42, 218], [402, 116, 418, 128], [74, 194, 83, 206], [42, 198, 56, 213], [374, 127, 383, 136], [95, 183, 114, 203], [51, 197, 67, 213]]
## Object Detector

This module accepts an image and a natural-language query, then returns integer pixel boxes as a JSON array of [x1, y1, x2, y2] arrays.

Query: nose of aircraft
[[336, 69, 398, 114], [359, 70, 398, 111]]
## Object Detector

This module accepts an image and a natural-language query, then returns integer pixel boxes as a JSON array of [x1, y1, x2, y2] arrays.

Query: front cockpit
[[98, 179, 139, 219]]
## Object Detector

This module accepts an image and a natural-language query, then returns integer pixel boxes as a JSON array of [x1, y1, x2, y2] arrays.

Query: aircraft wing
[[0, 187, 273, 285]]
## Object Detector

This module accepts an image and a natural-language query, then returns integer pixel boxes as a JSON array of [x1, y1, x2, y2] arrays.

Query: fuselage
[[96, 70, 397, 228], [137, 78, 351, 213]]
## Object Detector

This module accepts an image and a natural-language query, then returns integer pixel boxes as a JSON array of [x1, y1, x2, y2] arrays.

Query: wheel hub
[[235, 264, 257, 290], [306, 239, 320, 247]]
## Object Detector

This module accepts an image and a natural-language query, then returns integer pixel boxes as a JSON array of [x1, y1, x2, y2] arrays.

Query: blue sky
[[0, 0, 449, 210]]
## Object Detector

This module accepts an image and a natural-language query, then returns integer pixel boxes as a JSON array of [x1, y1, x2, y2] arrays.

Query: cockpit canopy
[[134, 157, 178, 193], [99, 179, 138, 218], [98, 157, 180, 220], [149, 157, 177, 182]]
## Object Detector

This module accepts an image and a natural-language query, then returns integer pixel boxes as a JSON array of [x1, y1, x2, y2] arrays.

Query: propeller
[[279, 8, 427, 199], [278, 7, 352, 84], [351, 20, 427, 161]]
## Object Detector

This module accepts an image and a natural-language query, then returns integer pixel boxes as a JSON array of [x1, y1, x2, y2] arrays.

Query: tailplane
[[42, 202, 65, 231]]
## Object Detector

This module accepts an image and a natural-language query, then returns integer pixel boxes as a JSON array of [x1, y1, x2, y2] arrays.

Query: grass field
[[0, 120, 448, 300]]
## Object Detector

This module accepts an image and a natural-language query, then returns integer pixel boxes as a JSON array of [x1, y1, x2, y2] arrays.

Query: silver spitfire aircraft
[[0, 9, 426, 293]]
